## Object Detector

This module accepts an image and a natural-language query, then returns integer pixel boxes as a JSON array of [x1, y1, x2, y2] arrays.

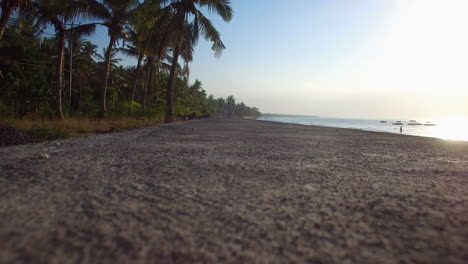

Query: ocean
[[257, 116, 468, 141]]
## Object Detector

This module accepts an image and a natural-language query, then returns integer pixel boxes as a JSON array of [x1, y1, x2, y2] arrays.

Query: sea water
[[257, 116, 468, 141]]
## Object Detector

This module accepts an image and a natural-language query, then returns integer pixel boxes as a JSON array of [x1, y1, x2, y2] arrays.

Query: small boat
[[424, 122, 437, 126], [392, 121, 403, 125], [380, 121, 387, 123], [408, 121, 423, 125]]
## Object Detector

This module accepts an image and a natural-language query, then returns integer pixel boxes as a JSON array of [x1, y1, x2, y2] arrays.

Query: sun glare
[[360, 0, 468, 96], [431, 116, 468, 141]]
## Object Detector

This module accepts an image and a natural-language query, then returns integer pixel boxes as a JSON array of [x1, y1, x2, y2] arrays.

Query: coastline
[[1, 119, 467, 263], [257, 116, 467, 142], [256, 118, 435, 141]]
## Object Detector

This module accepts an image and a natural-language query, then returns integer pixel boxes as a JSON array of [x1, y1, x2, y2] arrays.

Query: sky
[[185, 0, 468, 120]]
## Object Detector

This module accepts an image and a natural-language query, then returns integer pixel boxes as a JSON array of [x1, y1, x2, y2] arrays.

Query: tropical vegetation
[[0, 0, 261, 127]]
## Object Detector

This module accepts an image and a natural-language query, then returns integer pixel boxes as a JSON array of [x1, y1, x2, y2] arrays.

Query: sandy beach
[[1, 119, 467, 263]]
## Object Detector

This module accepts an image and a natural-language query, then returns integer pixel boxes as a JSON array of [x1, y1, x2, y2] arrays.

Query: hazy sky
[[188, 0, 468, 120]]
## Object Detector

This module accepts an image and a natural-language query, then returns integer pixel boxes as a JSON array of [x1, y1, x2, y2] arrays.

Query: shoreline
[[256, 118, 431, 140], [257, 117, 466, 142], [1, 119, 467, 263]]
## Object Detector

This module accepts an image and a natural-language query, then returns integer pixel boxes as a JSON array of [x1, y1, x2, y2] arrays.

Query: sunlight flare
[[431, 116, 468, 141], [361, 0, 468, 96]]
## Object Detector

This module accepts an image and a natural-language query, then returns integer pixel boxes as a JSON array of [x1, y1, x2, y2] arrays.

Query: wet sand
[[1, 119, 467, 263]]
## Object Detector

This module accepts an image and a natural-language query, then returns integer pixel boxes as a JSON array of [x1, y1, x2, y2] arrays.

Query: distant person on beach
[[400, 126, 403, 134]]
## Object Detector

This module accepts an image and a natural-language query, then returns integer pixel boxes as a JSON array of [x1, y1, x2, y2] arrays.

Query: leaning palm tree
[[34, 0, 97, 119], [0, 0, 31, 41], [163, 0, 233, 123], [83, 0, 140, 117]]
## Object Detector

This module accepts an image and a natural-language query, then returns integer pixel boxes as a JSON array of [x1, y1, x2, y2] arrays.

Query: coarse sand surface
[[1, 119, 468, 263]]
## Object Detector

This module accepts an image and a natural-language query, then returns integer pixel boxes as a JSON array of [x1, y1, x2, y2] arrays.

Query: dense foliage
[[0, 0, 261, 121]]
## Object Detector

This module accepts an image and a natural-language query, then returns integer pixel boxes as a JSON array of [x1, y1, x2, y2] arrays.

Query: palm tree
[[126, 2, 163, 105], [163, 0, 233, 123], [0, 22, 54, 118], [73, 40, 99, 109], [130, 1, 174, 110], [117, 29, 143, 102], [34, 0, 97, 119], [83, 0, 139, 118], [0, 0, 31, 41]]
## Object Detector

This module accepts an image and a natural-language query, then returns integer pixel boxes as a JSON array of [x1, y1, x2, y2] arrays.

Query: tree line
[[0, 0, 261, 122]]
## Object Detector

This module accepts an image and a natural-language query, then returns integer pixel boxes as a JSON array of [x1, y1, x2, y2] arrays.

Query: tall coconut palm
[[34, 0, 97, 119], [0, 0, 31, 41], [83, 0, 139, 117], [117, 28, 143, 102], [163, 0, 233, 123], [130, 0, 157, 105], [130, 1, 175, 110], [73, 40, 99, 109]]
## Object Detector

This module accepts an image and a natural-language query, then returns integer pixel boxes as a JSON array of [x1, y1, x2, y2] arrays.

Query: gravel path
[[1, 119, 468, 263]]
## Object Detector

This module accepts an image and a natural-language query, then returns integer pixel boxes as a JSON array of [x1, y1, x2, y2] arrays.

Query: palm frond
[[67, 23, 97, 38], [195, 10, 225, 57], [117, 44, 139, 58], [197, 0, 233, 22], [160, 61, 172, 72], [79, 0, 112, 21]]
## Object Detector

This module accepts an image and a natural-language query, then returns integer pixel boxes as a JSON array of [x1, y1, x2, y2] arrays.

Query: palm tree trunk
[[131, 52, 143, 102], [153, 62, 160, 103], [101, 34, 115, 118], [0, 3, 15, 41], [146, 65, 155, 105], [165, 44, 180, 124], [55, 30, 66, 120], [143, 56, 154, 110], [145, 67, 155, 109], [78, 77, 82, 110]]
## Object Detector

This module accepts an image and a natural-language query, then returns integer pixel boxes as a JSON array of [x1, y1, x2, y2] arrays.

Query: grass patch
[[25, 125, 68, 142], [2, 116, 165, 143]]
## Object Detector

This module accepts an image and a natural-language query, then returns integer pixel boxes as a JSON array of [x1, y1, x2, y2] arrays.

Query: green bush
[[26, 124, 68, 142], [123, 101, 142, 116], [0, 101, 15, 119]]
